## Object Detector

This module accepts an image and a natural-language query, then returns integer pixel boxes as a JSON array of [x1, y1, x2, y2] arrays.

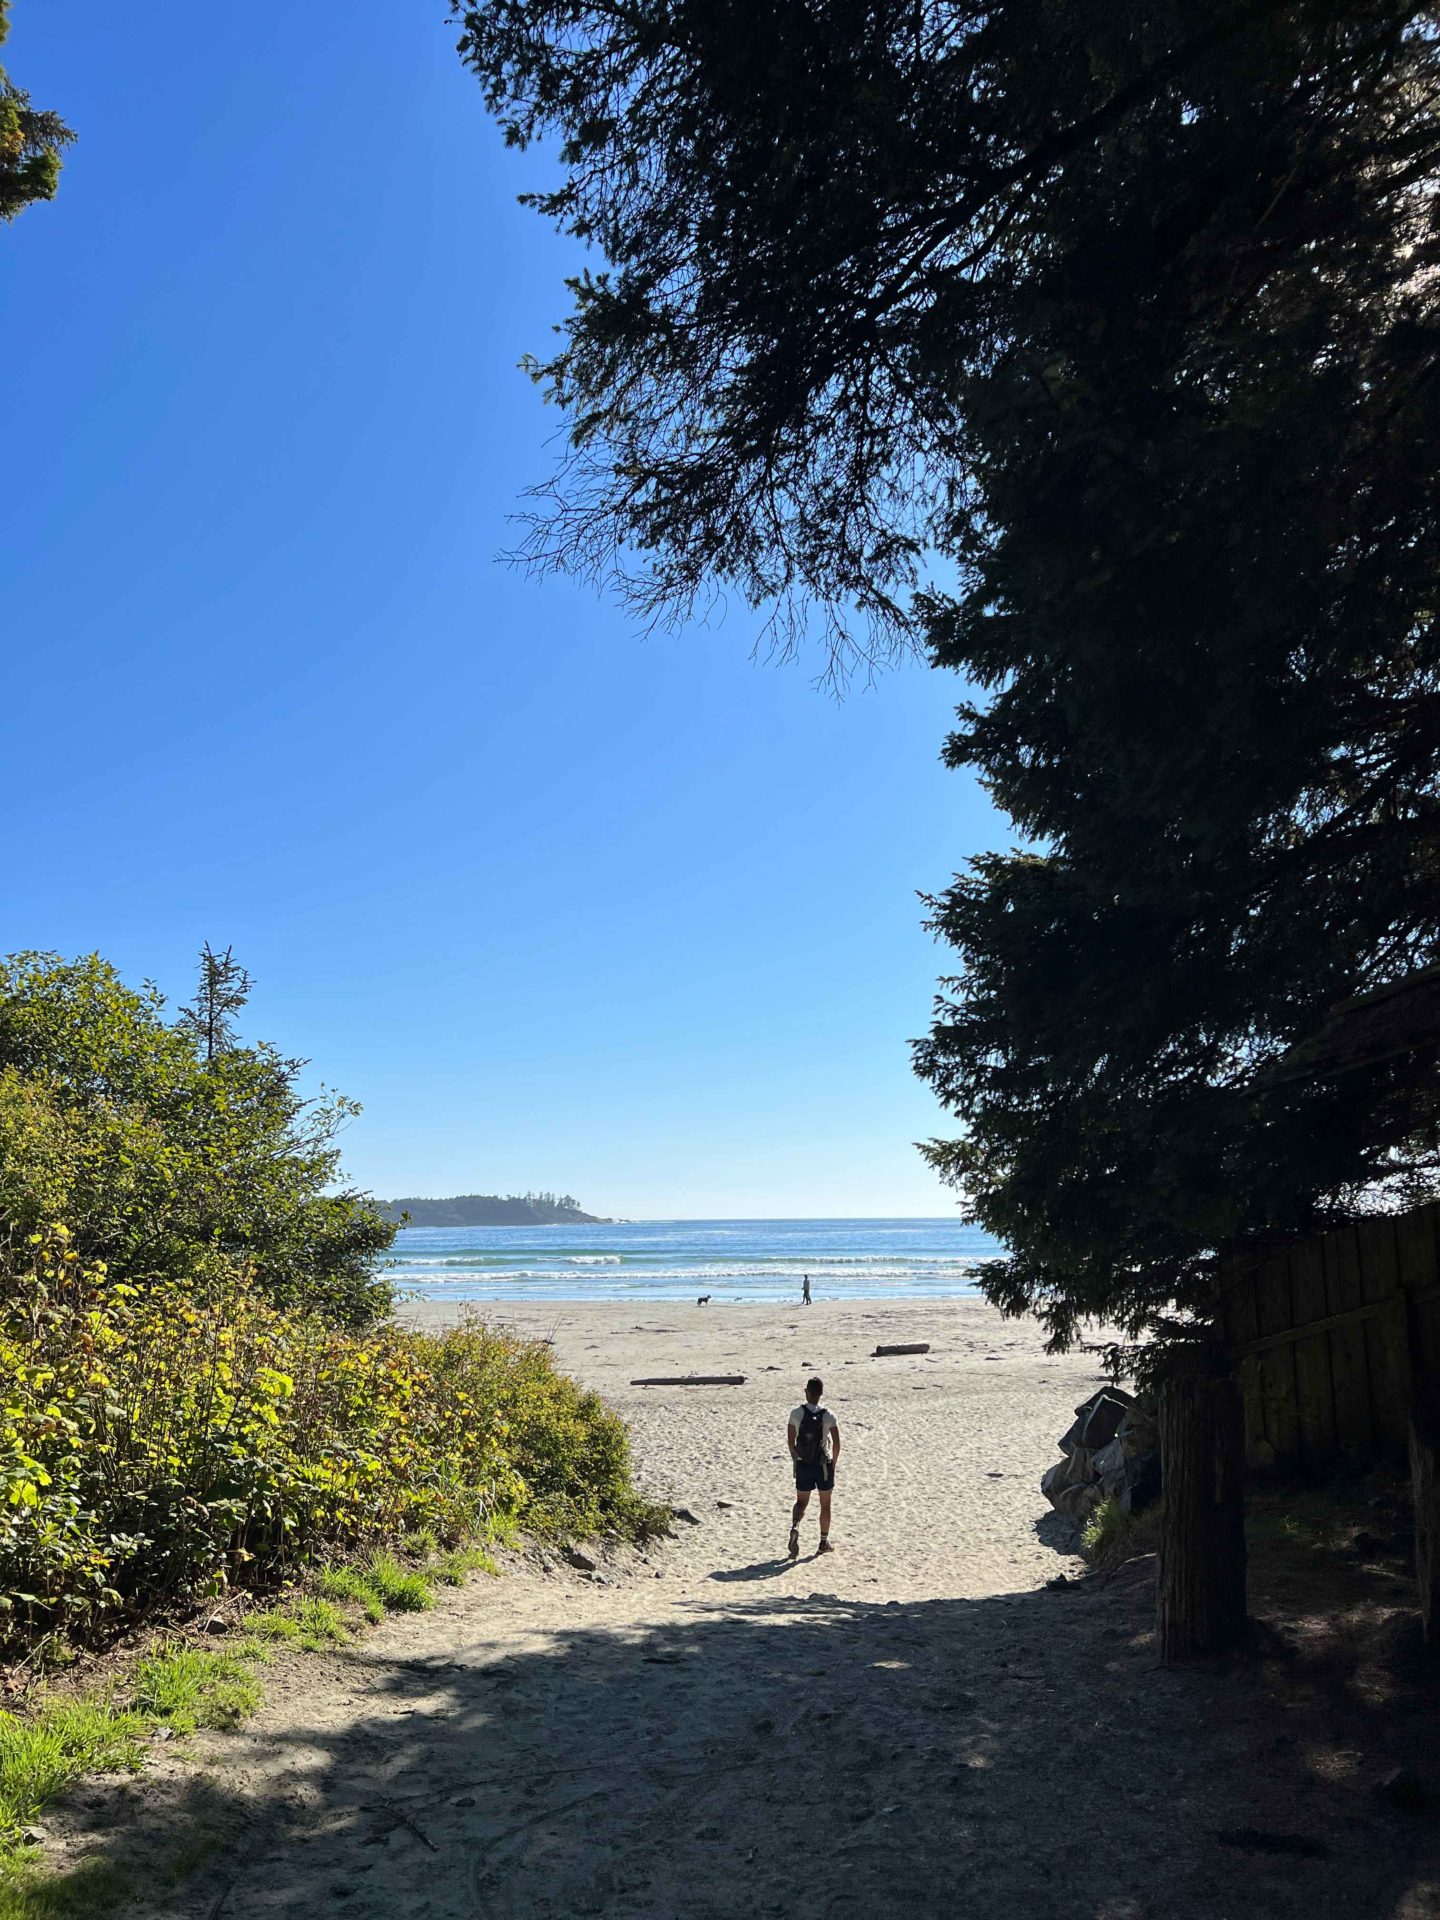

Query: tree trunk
[[1410, 1374, 1440, 1647], [1157, 1363, 1248, 1663]]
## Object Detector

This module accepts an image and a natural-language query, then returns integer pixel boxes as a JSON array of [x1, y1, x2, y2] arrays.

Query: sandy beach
[[400, 1295, 1109, 1598], [41, 1298, 1440, 1919]]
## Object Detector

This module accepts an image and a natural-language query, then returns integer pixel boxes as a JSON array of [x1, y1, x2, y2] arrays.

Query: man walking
[[801, 1273, 812, 1306], [787, 1375, 840, 1558]]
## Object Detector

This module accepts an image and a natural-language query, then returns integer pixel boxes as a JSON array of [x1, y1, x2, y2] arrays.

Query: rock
[[716, 1499, 735, 1509], [1058, 1417, 1086, 1455], [1072, 1384, 1136, 1417], [1075, 1392, 1132, 1450], [1041, 1449, 1094, 1509], [671, 1506, 701, 1525], [1375, 1766, 1429, 1811], [1091, 1437, 1127, 1477], [200, 1614, 231, 1635], [1055, 1480, 1103, 1523], [564, 1547, 598, 1572], [1039, 1461, 1069, 1508]]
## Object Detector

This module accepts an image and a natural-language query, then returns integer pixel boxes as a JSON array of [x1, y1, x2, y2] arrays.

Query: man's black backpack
[[795, 1404, 826, 1465]]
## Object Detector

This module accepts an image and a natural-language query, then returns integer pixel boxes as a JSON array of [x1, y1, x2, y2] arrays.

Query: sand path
[[49, 1300, 1440, 1918]]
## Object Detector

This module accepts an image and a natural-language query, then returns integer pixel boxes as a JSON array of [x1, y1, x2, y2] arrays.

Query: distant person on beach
[[787, 1376, 839, 1558], [801, 1273, 812, 1306]]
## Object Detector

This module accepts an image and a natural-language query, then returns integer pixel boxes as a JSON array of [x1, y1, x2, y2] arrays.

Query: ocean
[[384, 1217, 1001, 1304]]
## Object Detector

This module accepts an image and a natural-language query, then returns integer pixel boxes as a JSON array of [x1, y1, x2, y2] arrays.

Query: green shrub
[[0, 951, 395, 1329], [0, 1234, 664, 1652]]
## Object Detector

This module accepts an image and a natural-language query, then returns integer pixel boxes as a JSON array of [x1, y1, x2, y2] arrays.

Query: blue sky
[[1, 2, 1003, 1218]]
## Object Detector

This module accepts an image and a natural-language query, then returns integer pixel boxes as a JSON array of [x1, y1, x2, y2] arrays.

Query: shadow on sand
[[706, 1557, 798, 1582], [38, 1540, 1440, 1920]]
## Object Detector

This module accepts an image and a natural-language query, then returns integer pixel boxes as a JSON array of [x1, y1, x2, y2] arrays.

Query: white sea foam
[[380, 1219, 1001, 1302]]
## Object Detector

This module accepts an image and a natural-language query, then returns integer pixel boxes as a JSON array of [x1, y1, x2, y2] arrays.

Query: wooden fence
[[1217, 1202, 1440, 1472]]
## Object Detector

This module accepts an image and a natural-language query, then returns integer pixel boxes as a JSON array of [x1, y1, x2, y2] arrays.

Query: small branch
[[379, 1798, 439, 1853]]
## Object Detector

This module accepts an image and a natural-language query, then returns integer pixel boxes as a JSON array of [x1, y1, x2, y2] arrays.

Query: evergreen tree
[[177, 943, 254, 1064], [0, 2, 72, 222], [459, 1, 1440, 1352]]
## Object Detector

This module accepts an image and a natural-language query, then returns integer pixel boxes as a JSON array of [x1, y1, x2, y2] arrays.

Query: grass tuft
[[130, 1648, 262, 1734], [435, 1547, 498, 1586], [0, 1701, 146, 1840], [364, 1553, 435, 1613], [0, 1856, 134, 1920], [317, 1567, 385, 1623], [1081, 1495, 1162, 1568], [319, 1552, 437, 1622], [243, 1597, 349, 1654]]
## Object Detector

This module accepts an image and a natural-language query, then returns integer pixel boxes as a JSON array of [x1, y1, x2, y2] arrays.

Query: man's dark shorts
[[794, 1458, 835, 1493]]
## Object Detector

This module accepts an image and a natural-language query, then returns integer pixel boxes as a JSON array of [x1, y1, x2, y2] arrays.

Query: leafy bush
[[0, 1231, 664, 1651]]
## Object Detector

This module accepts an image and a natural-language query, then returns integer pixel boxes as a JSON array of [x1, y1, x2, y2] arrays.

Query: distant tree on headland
[[0, 2, 72, 222], [457, 1, 1440, 1363], [379, 1192, 606, 1227]]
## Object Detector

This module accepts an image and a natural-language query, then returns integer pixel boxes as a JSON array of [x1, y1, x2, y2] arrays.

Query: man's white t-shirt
[[789, 1404, 838, 1460]]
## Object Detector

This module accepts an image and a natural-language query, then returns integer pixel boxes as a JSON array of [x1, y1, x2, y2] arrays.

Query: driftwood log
[[1157, 1362, 1248, 1663], [873, 1343, 930, 1357], [630, 1375, 746, 1386]]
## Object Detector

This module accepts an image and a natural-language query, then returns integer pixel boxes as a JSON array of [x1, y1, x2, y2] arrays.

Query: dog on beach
[[696, 1294, 711, 1305]]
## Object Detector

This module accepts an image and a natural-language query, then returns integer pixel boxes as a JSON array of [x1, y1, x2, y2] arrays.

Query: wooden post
[[1411, 1382, 1440, 1647], [1157, 1359, 1248, 1664], [1405, 1241, 1440, 1647]]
